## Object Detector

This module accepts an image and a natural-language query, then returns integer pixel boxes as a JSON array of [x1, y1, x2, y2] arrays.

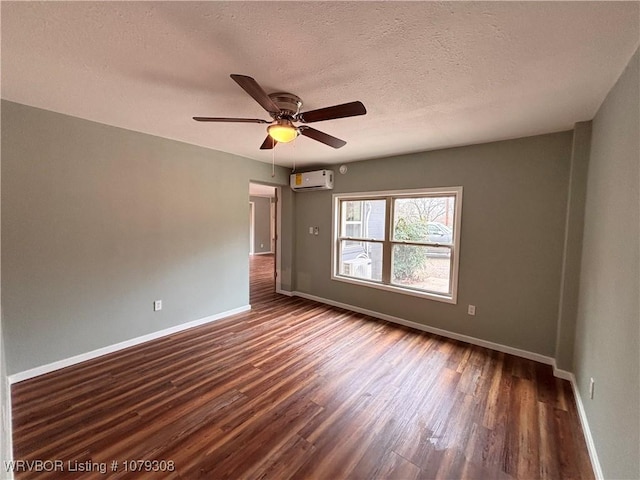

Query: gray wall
[[555, 121, 592, 370], [1, 133, 10, 466], [573, 48, 639, 480], [294, 131, 572, 357], [1, 101, 289, 375], [250, 196, 272, 254], [278, 187, 295, 292]]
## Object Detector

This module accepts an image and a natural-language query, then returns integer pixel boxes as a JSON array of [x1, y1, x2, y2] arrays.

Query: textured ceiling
[[2, 2, 639, 168]]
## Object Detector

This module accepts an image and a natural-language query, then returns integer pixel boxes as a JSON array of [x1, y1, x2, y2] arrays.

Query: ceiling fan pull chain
[[292, 142, 296, 173]]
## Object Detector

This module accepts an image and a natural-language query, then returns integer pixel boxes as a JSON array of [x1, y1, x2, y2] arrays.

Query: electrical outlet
[[314, 226, 319, 236], [467, 305, 476, 316], [154, 300, 162, 312], [589, 378, 595, 399]]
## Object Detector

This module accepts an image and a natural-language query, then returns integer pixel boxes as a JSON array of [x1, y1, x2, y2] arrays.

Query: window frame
[[331, 186, 463, 304]]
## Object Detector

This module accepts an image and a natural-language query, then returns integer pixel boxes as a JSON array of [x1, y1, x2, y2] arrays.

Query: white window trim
[[331, 186, 463, 304]]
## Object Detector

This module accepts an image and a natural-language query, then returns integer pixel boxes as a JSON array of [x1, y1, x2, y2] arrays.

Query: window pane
[[340, 200, 386, 240], [345, 224, 362, 238], [393, 196, 455, 244], [391, 245, 451, 294], [339, 241, 383, 281], [345, 201, 362, 222]]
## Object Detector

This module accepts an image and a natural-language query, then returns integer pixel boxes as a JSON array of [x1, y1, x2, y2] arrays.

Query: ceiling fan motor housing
[[268, 92, 302, 119]]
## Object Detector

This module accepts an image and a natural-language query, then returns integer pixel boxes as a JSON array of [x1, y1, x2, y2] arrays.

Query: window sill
[[331, 274, 457, 304]]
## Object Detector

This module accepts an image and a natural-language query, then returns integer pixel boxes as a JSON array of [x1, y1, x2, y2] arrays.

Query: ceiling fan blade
[[299, 126, 347, 149], [230, 74, 281, 115], [193, 117, 270, 124], [298, 101, 366, 123], [260, 136, 277, 150]]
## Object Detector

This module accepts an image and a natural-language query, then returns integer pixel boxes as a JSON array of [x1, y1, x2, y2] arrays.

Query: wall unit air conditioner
[[342, 258, 372, 278], [290, 170, 334, 191]]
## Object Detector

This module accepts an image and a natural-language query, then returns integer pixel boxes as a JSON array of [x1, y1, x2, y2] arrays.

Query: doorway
[[249, 183, 279, 297]]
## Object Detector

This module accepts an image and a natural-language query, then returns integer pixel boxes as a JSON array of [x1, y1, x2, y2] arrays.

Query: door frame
[[249, 201, 255, 256], [249, 183, 281, 292]]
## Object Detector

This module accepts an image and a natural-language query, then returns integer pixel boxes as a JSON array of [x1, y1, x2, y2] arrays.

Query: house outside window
[[332, 187, 463, 304]]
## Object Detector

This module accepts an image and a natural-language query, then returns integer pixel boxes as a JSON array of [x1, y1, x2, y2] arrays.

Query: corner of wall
[[555, 121, 592, 371]]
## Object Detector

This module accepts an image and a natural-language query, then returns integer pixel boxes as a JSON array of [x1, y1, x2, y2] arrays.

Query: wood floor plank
[[10, 254, 595, 479]]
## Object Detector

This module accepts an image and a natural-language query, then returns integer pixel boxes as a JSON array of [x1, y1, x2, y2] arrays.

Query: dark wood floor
[[11, 254, 594, 479]]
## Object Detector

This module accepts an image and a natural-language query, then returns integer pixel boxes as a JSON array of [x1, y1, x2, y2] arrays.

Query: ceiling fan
[[193, 74, 367, 150]]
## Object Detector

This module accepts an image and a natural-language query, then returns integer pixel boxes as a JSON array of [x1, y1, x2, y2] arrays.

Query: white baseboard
[[8, 305, 251, 384], [292, 291, 555, 366], [566, 372, 604, 479], [552, 364, 574, 381], [275, 288, 294, 297]]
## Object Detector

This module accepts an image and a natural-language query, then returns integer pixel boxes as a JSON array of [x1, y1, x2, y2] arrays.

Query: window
[[332, 187, 462, 303]]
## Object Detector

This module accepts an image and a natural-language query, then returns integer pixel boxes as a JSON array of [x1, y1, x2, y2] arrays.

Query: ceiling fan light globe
[[267, 122, 298, 143]]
